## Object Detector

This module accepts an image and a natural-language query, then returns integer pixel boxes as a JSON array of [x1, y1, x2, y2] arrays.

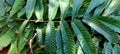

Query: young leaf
[[59, 0, 69, 20], [8, 40, 17, 54], [83, 17, 119, 43], [103, 0, 120, 16], [85, 0, 105, 15], [35, 0, 44, 21], [71, 19, 95, 54], [45, 21, 56, 54], [9, 0, 25, 17], [56, 28, 64, 54], [60, 20, 76, 54], [26, 0, 36, 19], [72, 0, 84, 19], [48, 0, 59, 20]]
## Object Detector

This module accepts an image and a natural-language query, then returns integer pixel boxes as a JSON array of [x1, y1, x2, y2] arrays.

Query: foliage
[[0, 0, 120, 54]]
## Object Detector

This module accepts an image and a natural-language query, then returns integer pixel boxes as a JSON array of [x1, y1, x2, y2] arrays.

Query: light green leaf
[[45, 21, 56, 54], [48, 0, 59, 20], [93, 0, 111, 16], [35, 0, 44, 21], [76, 40, 84, 54], [103, 0, 120, 16], [112, 44, 120, 54], [26, 0, 36, 19], [9, 0, 25, 17], [71, 19, 95, 54], [85, 0, 105, 15], [59, 0, 69, 20], [104, 42, 112, 54], [83, 17, 119, 43], [0, 28, 15, 49], [56, 28, 64, 54], [72, 0, 84, 19], [0, 1, 6, 16], [18, 27, 32, 53], [97, 16, 120, 33], [17, 7, 25, 18], [8, 40, 17, 54], [60, 20, 76, 54]]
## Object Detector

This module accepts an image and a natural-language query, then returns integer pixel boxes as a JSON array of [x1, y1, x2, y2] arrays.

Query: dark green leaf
[[83, 17, 119, 43], [45, 21, 56, 54], [71, 19, 95, 54], [60, 20, 76, 54]]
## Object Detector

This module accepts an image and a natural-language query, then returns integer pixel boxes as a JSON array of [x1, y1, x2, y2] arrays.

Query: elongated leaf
[[48, 0, 59, 20], [6, 0, 15, 6], [83, 17, 119, 43], [26, 0, 36, 19], [112, 44, 120, 54], [104, 42, 112, 54], [85, 0, 105, 15], [8, 40, 17, 54], [56, 28, 64, 54], [76, 40, 84, 54], [60, 20, 76, 54], [35, 0, 44, 21], [18, 27, 32, 53], [71, 19, 95, 54], [0, 28, 15, 49], [59, 0, 69, 20], [0, 1, 6, 16], [97, 16, 120, 33], [103, 0, 120, 16], [9, 0, 25, 17], [17, 7, 25, 18], [45, 21, 56, 54], [72, 0, 84, 19], [93, 0, 111, 16]]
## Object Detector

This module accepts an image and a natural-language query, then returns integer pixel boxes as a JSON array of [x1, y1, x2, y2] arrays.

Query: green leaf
[[60, 20, 76, 54], [35, 0, 44, 21], [97, 16, 120, 33], [56, 28, 64, 54], [45, 21, 56, 54], [48, 0, 59, 20], [76, 40, 84, 54], [104, 42, 112, 54], [0, 1, 6, 16], [83, 17, 119, 43], [93, 0, 111, 16], [9, 0, 25, 17], [8, 40, 17, 54], [18, 27, 32, 53], [26, 0, 36, 19], [72, 0, 84, 19], [112, 44, 120, 54], [85, 0, 105, 15], [17, 7, 25, 18], [59, 0, 69, 20], [103, 0, 120, 16], [71, 19, 95, 54], [0, 28, 15, 49], [6, 0, 14, 6], [0, 17, 9, 28]]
